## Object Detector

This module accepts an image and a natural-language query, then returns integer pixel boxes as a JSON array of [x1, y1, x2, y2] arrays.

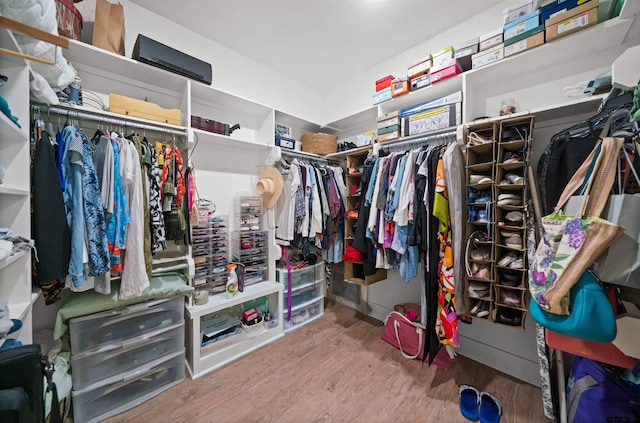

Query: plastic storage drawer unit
[[71, 349, 186, 423], [276, 263, 322, 288], [284, 282, 323, 308], [283, 297, 324, 331], [70, 321, 185, 390], [69, 296, 184, 354]]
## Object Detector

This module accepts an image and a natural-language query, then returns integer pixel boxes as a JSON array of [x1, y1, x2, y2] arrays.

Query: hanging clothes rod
[[32, 103, 188, 137], [376, 128, 458, 154], [279, 148, 334, 165]]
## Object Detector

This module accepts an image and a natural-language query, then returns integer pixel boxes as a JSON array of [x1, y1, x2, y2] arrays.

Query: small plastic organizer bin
[[234, 196, 263, 232], [69, 296, 184, 355], [71, 349, 185, 423], [192, 214, 228, 294], [231, 230, 268, 286], [70, 322, 184, 390]]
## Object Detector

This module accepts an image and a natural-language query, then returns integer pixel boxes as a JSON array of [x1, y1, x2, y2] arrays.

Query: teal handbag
[[529, 270, 617, 343]]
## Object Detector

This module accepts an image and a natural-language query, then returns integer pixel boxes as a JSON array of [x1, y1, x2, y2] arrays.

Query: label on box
[[505, 21, 528, 39], [472, 45, 504, 69], [504, 39, 528, 56], [455, 47, 474, 58], [480, 33, 503, 51], [377, 116, 400, 128], [406, 103, 460, 136], [400, 91, 463, 118], [379, 131, 400, 142], [557, 11, 590, 34], [410, 74, 431, 91]]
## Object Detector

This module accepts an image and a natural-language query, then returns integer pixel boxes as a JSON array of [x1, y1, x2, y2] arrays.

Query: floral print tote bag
[[530, 137, 625, 315]]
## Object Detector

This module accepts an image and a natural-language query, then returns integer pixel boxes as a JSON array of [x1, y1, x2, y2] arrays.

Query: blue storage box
[[275, 135, 296, 149], [373, 87, 392, 105], [504, 9, 541, 41], [541, 0, 586, 22]]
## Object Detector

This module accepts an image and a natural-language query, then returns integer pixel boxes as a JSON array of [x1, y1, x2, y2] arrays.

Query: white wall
[[75, 0, 324, 124]]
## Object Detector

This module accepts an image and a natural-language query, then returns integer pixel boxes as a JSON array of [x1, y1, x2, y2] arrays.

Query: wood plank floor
[[103, 300, 547, 423]]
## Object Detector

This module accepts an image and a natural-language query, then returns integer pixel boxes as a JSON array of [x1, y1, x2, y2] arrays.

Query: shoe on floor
[[471, 301, 490, 318], [459, 384, 480, 421], [479, 391, 502, 423]]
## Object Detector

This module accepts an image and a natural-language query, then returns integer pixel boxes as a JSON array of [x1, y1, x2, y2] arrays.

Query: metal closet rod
[[280, 148, 335, 165], [378, 129, 457, 152], [33, 103, 187, 137]]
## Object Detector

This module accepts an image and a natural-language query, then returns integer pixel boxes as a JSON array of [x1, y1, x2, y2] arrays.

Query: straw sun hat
[[256, 166, 283, 209]]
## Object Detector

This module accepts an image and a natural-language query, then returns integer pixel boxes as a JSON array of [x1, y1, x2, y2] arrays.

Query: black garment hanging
[[353, 159, 377, 276], [423, 146, 443, 365], [32, 130, 71, 303]]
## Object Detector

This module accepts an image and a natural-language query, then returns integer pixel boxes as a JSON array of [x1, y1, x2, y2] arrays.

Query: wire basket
[[301, 133, 338, 155]]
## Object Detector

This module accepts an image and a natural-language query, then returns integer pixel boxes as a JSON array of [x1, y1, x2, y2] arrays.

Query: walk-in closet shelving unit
[[50, 38, 295, 378], [0, 27, 37, 347]]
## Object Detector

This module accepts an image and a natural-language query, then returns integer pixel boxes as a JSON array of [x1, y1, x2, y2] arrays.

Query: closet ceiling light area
[[129, 0, 504, 90]]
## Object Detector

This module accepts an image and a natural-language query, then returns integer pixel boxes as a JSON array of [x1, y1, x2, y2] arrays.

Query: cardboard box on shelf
[[373, 87, 392, 105], [545, 0, 598, 41], [375, 75, 395, 92], [431, 46, 455, 69], [377, 110, 399, 122], [503, 0, 535, 25], [400, 91, 463, 118], [472, 44, 504, 69], [109, 93, 181, 125], [479, 27, 504, 51], [541, 0, 589, 22], [377, 114, 400, 129], [504, 9, 541, 41], [391, 78, 410, 97], [410, 73, 431, 91], [408, 59, 432, 79], [504, 30, 545, 57], [402, 102, 461, 137], [378, 130, 400, 142], [377, 124, 401, 136], [430, 62, 462, 84], [504, 24, 545, 46], [454, 37, 480, 71]]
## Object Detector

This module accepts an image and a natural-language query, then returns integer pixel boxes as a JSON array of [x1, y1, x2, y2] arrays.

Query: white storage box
[[72, 349, 186, 423], [276, 262, 323, 288], [284, 281, 323, 307], [283, 297, 324, 331], [70, 322, 185, 390], [69, 296, 184, 354]]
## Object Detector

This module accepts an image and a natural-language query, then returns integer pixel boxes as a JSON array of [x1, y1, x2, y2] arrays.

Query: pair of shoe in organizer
[[459, 385, 501, 423]]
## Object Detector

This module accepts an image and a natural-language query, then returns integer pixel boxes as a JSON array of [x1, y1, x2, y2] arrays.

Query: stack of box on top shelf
[[504, 8, 544, 58], [231, 196, 268, 286], [493, 116, 534, 329], [454, 37, 480, 72], [192, 209, 229, 296], [377, 111, 400, 143], [430, 46, 463, 84], [373, 75, 395, 105], [542, 0, 599, 41], [408, 55, 432, 92], [400, 91, 462, 138], [472, 27, 505, 69]]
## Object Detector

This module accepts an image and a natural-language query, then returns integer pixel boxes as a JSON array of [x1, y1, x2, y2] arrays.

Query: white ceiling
[[130, 0, 505, 91]]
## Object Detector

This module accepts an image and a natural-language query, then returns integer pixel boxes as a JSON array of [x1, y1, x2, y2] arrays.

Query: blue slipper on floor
[[479, 391, 502, 423], [459, 384, 480, 421]]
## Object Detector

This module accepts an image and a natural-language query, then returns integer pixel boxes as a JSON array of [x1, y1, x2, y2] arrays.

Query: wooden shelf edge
[[0, 16, 69, 48]]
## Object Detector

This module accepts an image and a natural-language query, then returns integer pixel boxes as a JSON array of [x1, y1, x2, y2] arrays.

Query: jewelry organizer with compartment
[[192, 214, 229, 295], [464, 115, 534, 328]]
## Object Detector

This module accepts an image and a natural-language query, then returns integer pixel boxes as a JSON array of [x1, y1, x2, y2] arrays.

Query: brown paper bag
[[93, 0, 125, 56]]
